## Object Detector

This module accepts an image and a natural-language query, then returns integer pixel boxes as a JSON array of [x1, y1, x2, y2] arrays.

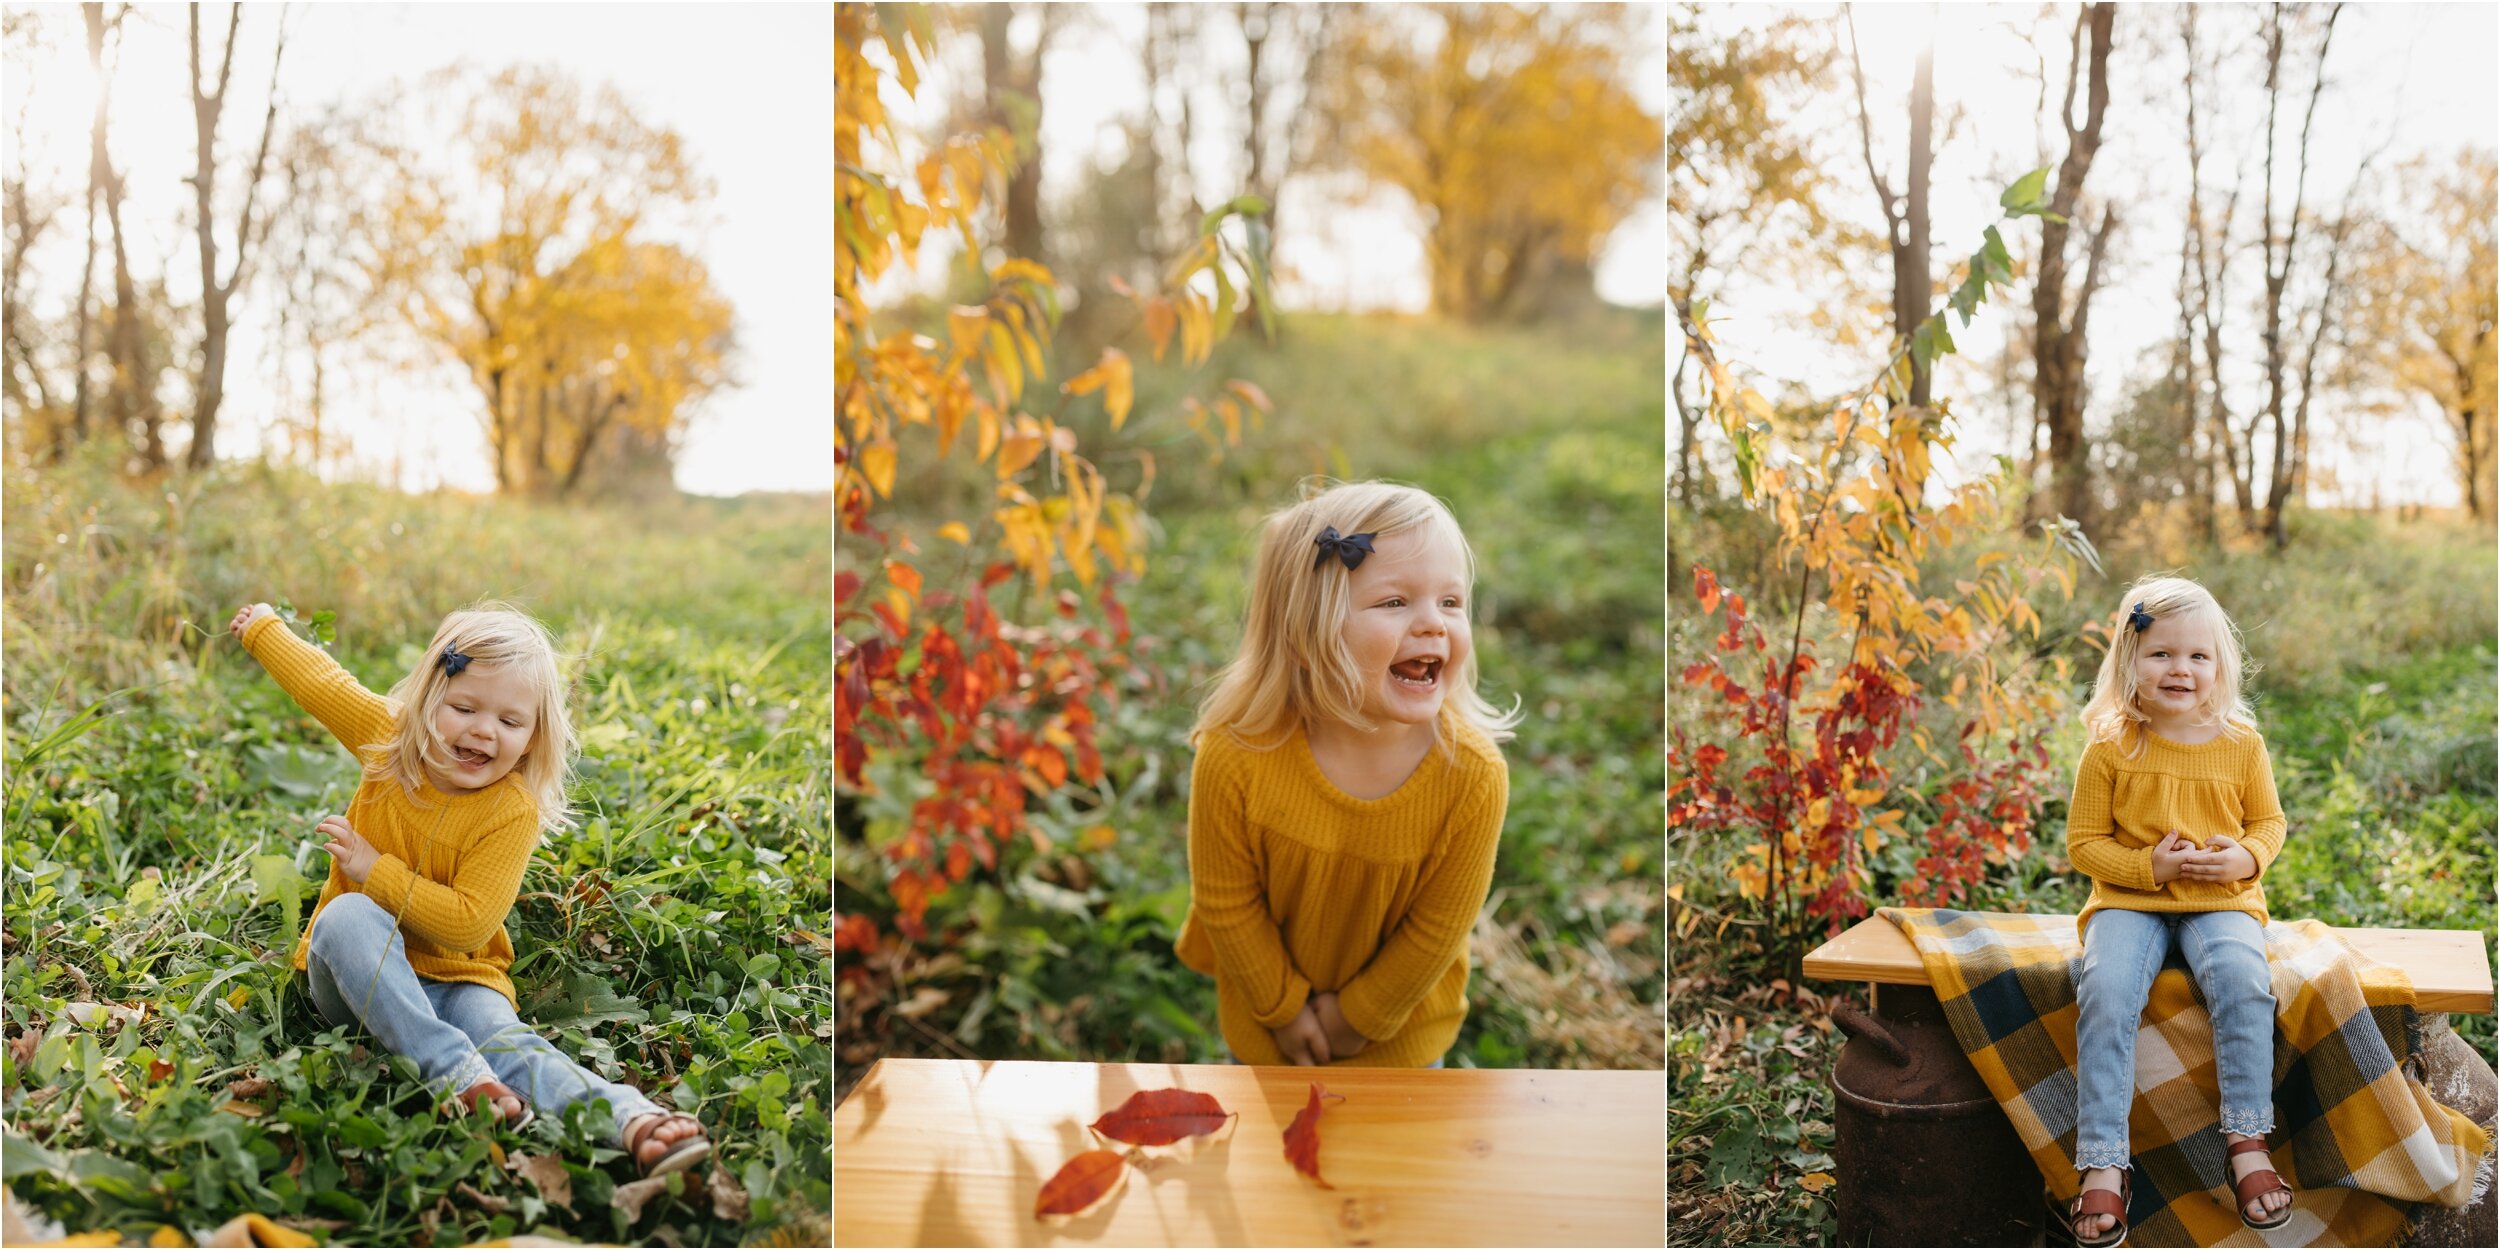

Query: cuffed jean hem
[[2073, 1143, 2133, 1171], [2219, 1107, 2277, 1136]]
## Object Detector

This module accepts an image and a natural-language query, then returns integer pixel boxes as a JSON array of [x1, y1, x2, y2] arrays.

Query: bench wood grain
[[832, 1058, 1665, 1246], [1803, 915, 2494, 1014]]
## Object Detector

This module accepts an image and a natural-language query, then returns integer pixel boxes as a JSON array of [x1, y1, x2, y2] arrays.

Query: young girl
[[228, 600, 711, 1178], [1175, 481, 1515, 1069], [2063, 576, 2292, 1244]]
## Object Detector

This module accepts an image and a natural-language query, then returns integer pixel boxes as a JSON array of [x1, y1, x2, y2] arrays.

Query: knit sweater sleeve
[[1338, 748, 1508, 1043], [2237, 735, 2288, 878], [2066, 739, 2155, 891], [360, 788, 538, 953], [242, 614, 396, 755], [1184, 737, 1311, 1030]]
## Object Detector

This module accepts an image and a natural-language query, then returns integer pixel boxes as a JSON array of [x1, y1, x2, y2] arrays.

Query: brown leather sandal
[[449, 1077, 534, 1129], [624, 1111, 712, 1179], [2059, 1168, 2131, 1249], [2227, 1137, 2294, 1230]]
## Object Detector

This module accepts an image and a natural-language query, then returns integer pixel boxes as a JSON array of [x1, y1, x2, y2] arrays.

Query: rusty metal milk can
[[1831, 985, 2045, 1246]]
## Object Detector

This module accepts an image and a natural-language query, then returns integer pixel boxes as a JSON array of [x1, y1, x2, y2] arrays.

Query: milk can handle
[[1830, 1000, 1909, 1067]]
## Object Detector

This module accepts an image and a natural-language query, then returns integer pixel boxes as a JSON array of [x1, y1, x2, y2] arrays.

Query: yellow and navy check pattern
[[1879, 908, 2489, 1247]]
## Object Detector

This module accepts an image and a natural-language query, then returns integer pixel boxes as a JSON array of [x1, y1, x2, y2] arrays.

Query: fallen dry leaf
[[146, 1058, 174, 1082], [1035, 1149, 1127, 1218], [1283, 1082, 1345, 1189], [505, 1151, 575, 1213], [1798, 1171, 1835, 1194], [708, 1165, 750, 1222], [228, 1076, 271, 1098], [64, 1001, 144, 1030], [610, 1173, 672, 1224], [222, 1100, 267, 1118], [454, 1181, 508, 1215], [1089, 1088, 1233, 1147], [8, 1032, 38, 1069]]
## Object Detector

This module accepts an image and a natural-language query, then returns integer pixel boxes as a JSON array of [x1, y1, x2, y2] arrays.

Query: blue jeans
[[304, 892, 664, 1143], [2073, 907, 2277, 1171]]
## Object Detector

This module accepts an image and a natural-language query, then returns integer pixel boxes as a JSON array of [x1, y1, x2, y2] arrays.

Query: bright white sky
[[1674, 1, 2499, 510], [862, 2, 1667, 312], [4, 2, 830, 496]]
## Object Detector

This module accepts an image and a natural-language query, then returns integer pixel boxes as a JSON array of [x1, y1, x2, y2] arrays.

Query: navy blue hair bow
[[2126, 603, 2153, 633], [439, 646, 473, 677], [1313, 526, 1376, 571]]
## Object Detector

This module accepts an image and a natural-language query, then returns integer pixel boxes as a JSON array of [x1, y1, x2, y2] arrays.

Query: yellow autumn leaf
[[857, 440, 897, 497], [1102, 349, 1133, 428], [1081, 825, 1118, 851], [937, 522, 972, 545], [946, 305, 989, 360], [1799, 1171, 1835, 1195], [1142, 297, 1177, 363], [996, 416, 1047, 479]]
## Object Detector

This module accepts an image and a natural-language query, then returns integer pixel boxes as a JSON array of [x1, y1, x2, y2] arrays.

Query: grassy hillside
[[2, 455, 831, 1245]]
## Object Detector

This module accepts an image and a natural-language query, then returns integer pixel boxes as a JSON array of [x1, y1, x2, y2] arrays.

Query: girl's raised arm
[[238, 611, 396, 755]]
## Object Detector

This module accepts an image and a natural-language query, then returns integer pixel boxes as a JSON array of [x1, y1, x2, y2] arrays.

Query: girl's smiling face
[[1337, 526, 1472, 732], [429, 663, 538, 793], [2131, 611, 2220, 733]]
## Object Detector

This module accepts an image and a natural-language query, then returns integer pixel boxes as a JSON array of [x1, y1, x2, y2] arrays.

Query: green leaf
[[1198, 193, 1270, 237], [246, 742, 349, 799], [743, 952, 783, 982], [1703, 1116, 1771, 1187], [2, 1131, 63, 1180], [1999, 166, 2051, 214], [251, 854, 308, 956], [67, 1149, 158, 1204], [1980, 225, 2014, 284], [338, 1115, 386, 1149], [526, 973, 650, 1030]]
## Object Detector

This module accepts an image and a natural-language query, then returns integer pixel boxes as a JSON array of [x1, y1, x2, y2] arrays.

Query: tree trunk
[[2032, 3, 2115, 528], [72, 2, 113, 454], [981, 5, 1051, 266], [2257, 4, 2339, 549], [187, 4, 287, 470], [1900, 45, 1934, 406]]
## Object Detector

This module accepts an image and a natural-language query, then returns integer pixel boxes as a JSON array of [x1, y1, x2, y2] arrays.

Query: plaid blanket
[[1879, 907, 2490, 1247]]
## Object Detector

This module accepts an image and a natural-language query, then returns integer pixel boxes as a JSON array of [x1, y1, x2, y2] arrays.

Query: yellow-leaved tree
[[346, 65, 730, 496], [835, 4, 1275, 961], [1313, 3, 1660, 320]]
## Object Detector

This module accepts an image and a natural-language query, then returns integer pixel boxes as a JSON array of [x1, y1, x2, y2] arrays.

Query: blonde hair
[[1192, 480, 1519, 750], [367, 601, 579, 833], [2079, 574, 2255, 755]]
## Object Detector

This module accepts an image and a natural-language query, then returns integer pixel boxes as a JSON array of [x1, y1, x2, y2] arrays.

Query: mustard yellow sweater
[[2066, 727, 2287, 937], [1175, 715, 1508, 1068], [244, 615, 541, 1006]]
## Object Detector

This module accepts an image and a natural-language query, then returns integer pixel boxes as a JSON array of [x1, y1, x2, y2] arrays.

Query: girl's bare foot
[[2074, 1165, 2125, 1240], [2225, 1132, 2292, 1223], [623, 1111, 711, 1176]]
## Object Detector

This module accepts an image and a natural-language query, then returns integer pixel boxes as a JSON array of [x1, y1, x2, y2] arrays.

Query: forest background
[[1668, 3, 2497, 1243], [836, 0, 1668, 1105], [3, 5, 831, 1246]]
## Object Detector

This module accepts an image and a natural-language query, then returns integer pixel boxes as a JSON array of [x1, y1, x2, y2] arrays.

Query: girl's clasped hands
[[2151, 830, 2258, 884], [1271, 992, 1370, 1066]]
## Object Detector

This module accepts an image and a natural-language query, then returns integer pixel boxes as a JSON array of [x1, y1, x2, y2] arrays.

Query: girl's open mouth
[[1390, 658, 1442, 688], [455, 746, 492, 766]]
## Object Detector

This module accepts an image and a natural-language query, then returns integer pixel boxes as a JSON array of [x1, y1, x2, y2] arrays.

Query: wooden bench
[[832, 1058, 1665, 1246], [1804, 914, 2495, 1014]]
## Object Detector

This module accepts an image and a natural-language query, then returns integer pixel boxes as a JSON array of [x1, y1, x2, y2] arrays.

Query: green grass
[[835, 309, 1666, 1090], [3, 454, 832, 1245], [1668, 510, 2497, 1246]]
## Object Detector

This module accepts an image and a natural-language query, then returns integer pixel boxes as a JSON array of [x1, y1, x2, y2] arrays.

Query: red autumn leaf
[[1282, 1082, 1345, 1189], [1035, 1149, 1127, 1218], [1089, 1088, 1233, 1146]]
